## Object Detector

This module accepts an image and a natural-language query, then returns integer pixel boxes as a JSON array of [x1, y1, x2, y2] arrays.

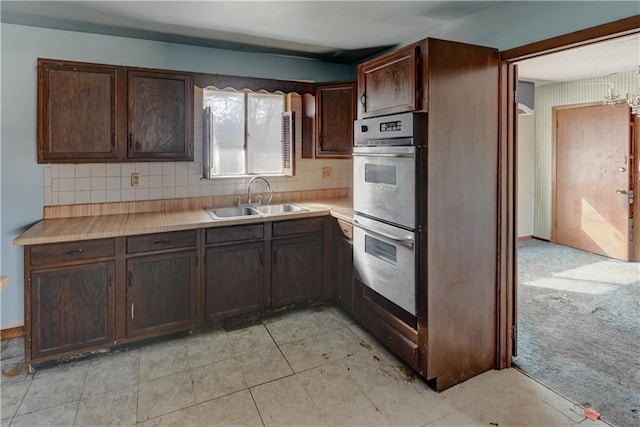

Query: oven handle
[[352, 220, 415, 249], [352, 152, 414, 158]]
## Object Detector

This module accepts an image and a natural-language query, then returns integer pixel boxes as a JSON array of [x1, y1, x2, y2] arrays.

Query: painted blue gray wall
[[0, 23, 352, 329]]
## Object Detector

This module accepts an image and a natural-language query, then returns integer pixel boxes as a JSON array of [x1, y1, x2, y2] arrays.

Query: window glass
[[204, 90, 245, 175], [247, 93, 285, 174]]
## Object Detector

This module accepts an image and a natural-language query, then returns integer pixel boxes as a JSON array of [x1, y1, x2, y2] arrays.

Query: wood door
[[316, 82, 356, 158], [126, 251, 196, 338], [127, 70, 193, 160], [554, 104, 631, 261], [271, 234, 322, 307], [30, 262, 114, 360], [205, 242, 266, 320], [38, 59, 118, 163], [358, 46, 419, 119]]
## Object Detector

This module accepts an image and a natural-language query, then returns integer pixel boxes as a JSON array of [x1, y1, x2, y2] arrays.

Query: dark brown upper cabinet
[[357, 46, 420, 119], [127, 70, 193, 160], [37, 58, 194, 163], [315, 82, 356, 158], [38, 60, 119, 163]]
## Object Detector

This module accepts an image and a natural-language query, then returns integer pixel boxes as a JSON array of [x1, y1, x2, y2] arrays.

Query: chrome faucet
[[247, 176, 273, 206]]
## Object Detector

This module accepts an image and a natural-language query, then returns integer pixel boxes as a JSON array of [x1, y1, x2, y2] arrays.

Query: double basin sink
[[206, 203, 307, 220]]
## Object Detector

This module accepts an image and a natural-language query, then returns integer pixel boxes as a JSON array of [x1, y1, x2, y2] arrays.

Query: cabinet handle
[[131, 303, 135, 320], [360, 93, 366, 106], [152, 240, 172, 245], [128, 133, 133, 148], [64, 248, 84, 256], [127, 271, 133, 288], [108, 277, 113, 289]]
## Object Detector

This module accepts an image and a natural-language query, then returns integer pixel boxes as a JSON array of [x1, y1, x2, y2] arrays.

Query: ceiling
[[1, 1, 638, 81]]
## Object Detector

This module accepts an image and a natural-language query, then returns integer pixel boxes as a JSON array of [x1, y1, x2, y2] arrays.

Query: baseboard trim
[[517, 235, 533, 241], [1, 326, 24, 340], [532, 236, 551, 242]]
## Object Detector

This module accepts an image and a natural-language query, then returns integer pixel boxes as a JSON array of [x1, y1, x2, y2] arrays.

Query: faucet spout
[[247, 176, 273, 206]]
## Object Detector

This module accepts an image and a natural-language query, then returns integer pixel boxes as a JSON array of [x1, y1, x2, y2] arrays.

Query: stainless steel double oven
[[352, 112, 424, 315]]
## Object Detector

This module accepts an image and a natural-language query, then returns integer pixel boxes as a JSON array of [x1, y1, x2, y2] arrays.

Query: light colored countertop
[[14, 198, 353, 246]]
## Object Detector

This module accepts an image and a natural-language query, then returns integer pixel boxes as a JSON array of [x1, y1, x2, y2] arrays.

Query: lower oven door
[[353, 214, 416, 315], [353, 146, 415, 229]]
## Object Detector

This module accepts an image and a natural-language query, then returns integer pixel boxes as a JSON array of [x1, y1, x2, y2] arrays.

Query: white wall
[[533, 71, 637, 239], [517, 114, 535, 238], [0, 23, 352, 329]]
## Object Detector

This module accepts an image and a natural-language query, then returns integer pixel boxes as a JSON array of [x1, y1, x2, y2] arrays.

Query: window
[[203, 88, 293, 177]]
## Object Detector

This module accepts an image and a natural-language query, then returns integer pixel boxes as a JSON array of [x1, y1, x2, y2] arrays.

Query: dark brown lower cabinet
[[271, 233, 322, 308], [336, 236, 354, 314], [29, 261, 115, 360], [23, 218, 327, 366], [205, 242, 266, 320], [126, 250, 197, 338]]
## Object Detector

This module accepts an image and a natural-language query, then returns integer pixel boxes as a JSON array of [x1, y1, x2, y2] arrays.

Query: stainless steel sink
[[254, 203, 307, 215], [206, 203, 307, 220], [206, 206, 261, 220]]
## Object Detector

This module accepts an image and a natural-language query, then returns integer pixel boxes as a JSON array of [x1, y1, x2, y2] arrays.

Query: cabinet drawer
[[272, 218, 323, 237], [336, 219, 353, 240], [358, 284, 418, 369], [127, 230, 196, 254], [30, 239, 115, 266], [206, 224, 264, 244]]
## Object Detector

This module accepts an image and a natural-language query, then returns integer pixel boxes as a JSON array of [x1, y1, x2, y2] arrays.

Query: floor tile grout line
[[248, 387, 267, 427], [262, 320, 296, 375], [136, 347, 141, 424], [8, 369, 34, 422]]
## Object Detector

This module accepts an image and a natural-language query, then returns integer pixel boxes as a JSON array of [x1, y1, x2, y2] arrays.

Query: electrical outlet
[[322, 167, 332, 178], [131, 173, 140, 187]]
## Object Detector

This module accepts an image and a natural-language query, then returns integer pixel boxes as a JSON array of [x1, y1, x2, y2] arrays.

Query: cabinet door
[[358, 46, 419, 118], [38, 60, 118, 163], [126, 251, 196, 338], [205, 242, 266, 320], [29, 262, 115, 360], [336, 236, 354, 315], [127, 70, 193, 160], [272, 234, 322, 307], [316, 82, 355, 158]]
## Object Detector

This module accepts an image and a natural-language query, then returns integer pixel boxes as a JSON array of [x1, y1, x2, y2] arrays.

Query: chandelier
[[603, 86, 622, 106], [628, 66, 640, 116]]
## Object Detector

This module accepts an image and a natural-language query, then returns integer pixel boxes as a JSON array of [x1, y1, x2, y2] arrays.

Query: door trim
[[501, 16, 640, 61], [497, 16, 640, 369]]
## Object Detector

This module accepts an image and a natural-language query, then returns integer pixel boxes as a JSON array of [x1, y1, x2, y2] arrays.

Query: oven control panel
[[354, 112, 424, 146]]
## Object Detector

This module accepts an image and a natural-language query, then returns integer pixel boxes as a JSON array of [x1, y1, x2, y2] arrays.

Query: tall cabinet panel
[[38, 60, 118, 162], [355, 38, 499, 392]]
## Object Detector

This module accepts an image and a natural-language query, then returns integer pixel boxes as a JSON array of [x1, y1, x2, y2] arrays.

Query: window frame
[[203, 87, 293, 179]]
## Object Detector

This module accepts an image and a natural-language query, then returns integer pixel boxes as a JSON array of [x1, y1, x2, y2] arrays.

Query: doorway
[[498, 16, 640, 427]]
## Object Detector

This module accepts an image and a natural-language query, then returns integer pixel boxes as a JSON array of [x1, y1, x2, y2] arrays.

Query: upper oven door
[[353, 146, 415, 229]]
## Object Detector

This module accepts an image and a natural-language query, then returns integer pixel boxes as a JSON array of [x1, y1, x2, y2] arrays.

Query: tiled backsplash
[[43, 159, 352, 206]]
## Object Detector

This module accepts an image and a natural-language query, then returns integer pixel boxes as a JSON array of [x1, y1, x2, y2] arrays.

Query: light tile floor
[[0, 306, 611, 426]]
